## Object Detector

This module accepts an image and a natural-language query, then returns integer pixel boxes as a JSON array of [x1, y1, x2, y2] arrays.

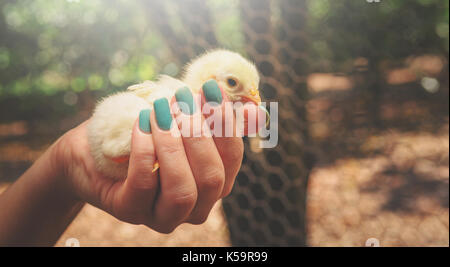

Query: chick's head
[[183, 49, 261, 105]]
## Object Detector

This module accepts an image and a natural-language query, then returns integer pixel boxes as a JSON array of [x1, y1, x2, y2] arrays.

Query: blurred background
[[0, 0, 448, 246]]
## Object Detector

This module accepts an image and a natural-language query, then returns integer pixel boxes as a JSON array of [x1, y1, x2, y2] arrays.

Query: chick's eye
[[227, 78, 238, 87]]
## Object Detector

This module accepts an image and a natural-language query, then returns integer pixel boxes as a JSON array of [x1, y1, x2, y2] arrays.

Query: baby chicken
[[88, 49, 261, 179]]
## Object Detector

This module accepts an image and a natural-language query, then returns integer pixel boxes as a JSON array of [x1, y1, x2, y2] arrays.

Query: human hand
[[54, 80, 247, 233]]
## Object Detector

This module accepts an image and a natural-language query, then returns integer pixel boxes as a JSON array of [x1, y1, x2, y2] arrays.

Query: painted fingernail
[[202, 79, 223, 105], [139, 109, 151, 133], [175, 86, 195, 115], [154, 98, 173, 131]]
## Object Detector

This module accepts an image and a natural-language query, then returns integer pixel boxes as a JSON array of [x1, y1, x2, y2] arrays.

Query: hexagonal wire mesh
[[145, 0, 313, 246], [221, 0, 313, 246], [144, 0, 313, 246], [0, 0, 447, 247], [138, 0, 450, 247]]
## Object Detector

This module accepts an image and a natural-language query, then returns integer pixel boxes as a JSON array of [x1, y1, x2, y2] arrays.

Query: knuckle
[[220, 185, 234, 198], [153, 224, 178, 234], [119, 211, 144, 225], [188, 214, 209, 225], [158, 142, 182, 156], [168, 189, 197, 212], [226, 142, 244, 164], [128, 164, 157, 189], [198, 167, 225, 192], [129, 153, 156, 184], [132, 147, 156, 164], [127, 174, 157, 191]]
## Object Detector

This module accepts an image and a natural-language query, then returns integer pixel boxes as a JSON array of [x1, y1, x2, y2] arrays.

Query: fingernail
[[139, 109, 151, 133], [202, 79, 223, 105], [154, 98, 173, 131], [175, 86, 195, 115]]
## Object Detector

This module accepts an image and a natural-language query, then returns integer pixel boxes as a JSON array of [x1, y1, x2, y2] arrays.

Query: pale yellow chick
[[88, 49, 260, 179]]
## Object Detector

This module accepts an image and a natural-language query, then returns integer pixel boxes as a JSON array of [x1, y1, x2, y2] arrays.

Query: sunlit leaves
[[70, 77, 86, 92], [305, 0, 448, 72], [0, 47, 10, 69], [87, 74, 104, 91], [207, 0, 245, 52], [308, 0, 330, 19], [0, 0, 447, 102], [0, 0, 168, 99]]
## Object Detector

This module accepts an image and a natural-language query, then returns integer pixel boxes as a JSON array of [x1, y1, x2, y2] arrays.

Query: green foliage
[[0, 0, 168, 98], [207, 0, 246, 54], [0, 0, 448, 118], [306, 0, 449, 72]]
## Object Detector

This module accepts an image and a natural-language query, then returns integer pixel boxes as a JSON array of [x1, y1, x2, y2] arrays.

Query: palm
[[61, 120, 125, 217]]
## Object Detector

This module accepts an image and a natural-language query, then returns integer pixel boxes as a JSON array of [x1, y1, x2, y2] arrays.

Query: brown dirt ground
[[0, 70, 448, 246]]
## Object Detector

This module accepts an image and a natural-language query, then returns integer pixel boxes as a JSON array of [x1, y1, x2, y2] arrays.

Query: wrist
[[46, 133, 82, 205], [0, 130, 84, 246]]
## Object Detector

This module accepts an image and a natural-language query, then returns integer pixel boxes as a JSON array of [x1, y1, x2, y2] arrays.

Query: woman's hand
[[55, 80, 244, 233]]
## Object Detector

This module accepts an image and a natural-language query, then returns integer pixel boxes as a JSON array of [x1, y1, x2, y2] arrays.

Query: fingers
[[171, 88, 225, 224], [213, 135, 244, 198], [201, 80, 244, 198], [112, 81, 247, 231], [115, 112, 158, 224], [149, 98, 198, 233]]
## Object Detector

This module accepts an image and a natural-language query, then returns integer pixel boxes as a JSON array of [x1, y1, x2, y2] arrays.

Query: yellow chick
[[88, 49, 261, 179]]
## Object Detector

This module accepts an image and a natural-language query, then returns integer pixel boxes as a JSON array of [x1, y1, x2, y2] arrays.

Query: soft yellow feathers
[[183, 49, 260, 102], [88, 49, 260, 179]]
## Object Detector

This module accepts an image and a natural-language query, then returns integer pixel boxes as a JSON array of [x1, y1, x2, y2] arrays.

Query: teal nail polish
[[139, 109, 151, 133], [202, 79, 223, 105], [175, 86, 195, 115], [154, 98, 173, 131]]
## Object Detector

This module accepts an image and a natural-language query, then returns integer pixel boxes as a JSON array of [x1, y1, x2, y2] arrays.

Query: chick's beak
[[241, 89, 261, 105]]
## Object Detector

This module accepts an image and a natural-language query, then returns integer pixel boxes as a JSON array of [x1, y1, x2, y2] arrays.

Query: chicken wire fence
[[222, 0, 312, 246], [144, 0, 312, 246], [0, 0, 446, 247], [145, 0, 449, 246]]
